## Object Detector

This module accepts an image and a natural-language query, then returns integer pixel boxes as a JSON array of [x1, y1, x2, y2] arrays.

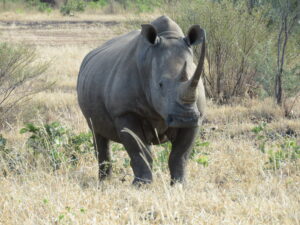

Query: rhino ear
[[141, 24, 158, 45], [185, 25, 205, 46]]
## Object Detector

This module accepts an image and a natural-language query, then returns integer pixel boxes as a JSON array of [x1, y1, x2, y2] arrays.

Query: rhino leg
[[93, 133, 112, 181], [115, 114, 153, 185], [169, 127, 199, 185]]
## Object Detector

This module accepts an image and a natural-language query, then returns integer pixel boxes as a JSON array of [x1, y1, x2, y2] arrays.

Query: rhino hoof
[[132, 177, 152, 187]]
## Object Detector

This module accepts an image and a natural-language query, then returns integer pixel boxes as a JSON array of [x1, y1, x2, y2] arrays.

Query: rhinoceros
[[77, 16, 206, 185]]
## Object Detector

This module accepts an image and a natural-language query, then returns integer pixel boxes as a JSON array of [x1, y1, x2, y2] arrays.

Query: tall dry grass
[[0, 12, 299, 225]]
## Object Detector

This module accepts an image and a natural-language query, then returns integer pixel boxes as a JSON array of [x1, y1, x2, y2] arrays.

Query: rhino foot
[[132, 176, 152, 186]]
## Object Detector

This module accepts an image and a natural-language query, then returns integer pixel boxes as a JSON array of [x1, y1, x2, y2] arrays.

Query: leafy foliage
[[152, 139, 210, 170], [26, 0, 53, 12], [251, 122, 267, 135], [251, 122, 299, 170], [20, 122, 93, 170], [60, 0, 86, 15], [192, 140, 210, 167], [266, 139, 300, 170]]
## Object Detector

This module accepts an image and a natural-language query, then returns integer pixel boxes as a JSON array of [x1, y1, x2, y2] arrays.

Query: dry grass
[[0, 13, 299, 225]]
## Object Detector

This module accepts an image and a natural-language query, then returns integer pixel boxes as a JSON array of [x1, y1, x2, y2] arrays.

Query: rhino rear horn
[[141, 24, 158, 45]]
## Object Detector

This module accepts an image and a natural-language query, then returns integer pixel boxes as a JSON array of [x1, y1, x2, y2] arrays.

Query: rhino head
[[137, 16, 206, 128]]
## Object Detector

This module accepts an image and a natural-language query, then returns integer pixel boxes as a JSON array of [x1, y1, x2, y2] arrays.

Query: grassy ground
[[0, 12, 299, 225]]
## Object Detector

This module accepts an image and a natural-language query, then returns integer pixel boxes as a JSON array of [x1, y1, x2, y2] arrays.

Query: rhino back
[[77, 30, 141, 141]]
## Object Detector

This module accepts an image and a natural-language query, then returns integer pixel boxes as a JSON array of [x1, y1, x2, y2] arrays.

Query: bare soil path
[[0, 16, 136, 46]]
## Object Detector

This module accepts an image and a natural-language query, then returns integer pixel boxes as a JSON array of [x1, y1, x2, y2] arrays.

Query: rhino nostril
[[180, 97, 196, 105]]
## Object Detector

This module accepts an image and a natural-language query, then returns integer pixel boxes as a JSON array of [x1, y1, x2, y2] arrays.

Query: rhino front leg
[[169, 127, 199, 185], [115, 114, 153, 185], [93, 133, 112, 181]]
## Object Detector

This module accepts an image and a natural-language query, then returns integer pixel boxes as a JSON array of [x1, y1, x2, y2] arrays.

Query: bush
[[25, 0, 53, 12], [253, 23, 300, 99], [0, 43, 49, 124], [60, 0, 86, 15], [86, 0, 108, 10], [168, 0, 269, 103], [251, 122, 300, 170], [20, 122, 93, 170]]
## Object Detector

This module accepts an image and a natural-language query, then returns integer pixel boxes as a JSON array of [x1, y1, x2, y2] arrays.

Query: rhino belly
[[77, 73, 121, 142], [79, 100, 121, 142]]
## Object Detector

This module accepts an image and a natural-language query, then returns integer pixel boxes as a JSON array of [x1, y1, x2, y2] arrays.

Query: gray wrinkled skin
[[77, 16, 206, 185]]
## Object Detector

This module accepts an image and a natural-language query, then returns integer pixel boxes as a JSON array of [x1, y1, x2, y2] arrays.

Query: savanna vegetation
[[0, 0, 299, 224]]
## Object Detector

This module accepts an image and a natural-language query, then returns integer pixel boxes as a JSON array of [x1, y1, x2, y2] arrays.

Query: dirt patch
[[0, 19, 129, 46], [0, 20, 120, 28]]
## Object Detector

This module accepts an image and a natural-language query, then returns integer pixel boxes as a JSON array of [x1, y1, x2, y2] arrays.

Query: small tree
[[0, 43, 49, 124], [273, 0, 299, 105], [169, 0, 269, 103]]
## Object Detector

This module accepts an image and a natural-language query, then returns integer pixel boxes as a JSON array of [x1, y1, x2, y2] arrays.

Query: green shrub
[[60, 0, 86, 15], [20, 122, 93, 170], [267, 139, 300, 170], [0, 43, 49, 124], [86, 0, 108, 10], [27, 0, 53, 12], [251, 123, 300, 170]]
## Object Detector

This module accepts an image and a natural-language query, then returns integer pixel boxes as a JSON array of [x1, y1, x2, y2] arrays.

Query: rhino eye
[[159, 82, 163, 88]]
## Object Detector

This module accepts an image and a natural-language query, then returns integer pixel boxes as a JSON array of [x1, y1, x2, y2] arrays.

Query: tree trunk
[[274, 1, 299, 106], [275, 72, 282, 105], [275, 13, 288, 106], [247, 0, 255, 14]]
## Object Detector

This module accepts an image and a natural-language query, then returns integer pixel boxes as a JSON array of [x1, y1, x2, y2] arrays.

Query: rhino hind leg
[[93, 133, 112, 181], [115, 114, 153, 185], [169, 127, 199, 185]]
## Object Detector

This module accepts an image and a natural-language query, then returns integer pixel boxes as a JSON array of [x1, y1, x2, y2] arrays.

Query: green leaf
[[26, 123, 39, 133], [196, 141, 210, 147], [196, 155, 209, 167], [19, 127, 29, 134], [80, 208, 85, 213], [58, 214, 64, 221]]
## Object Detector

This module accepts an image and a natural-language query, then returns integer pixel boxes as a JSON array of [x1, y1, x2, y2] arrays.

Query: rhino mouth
[[167, 112, 199, 128]]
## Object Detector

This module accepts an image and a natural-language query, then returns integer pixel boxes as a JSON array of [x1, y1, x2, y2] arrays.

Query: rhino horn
[[189, 28, 206, 89], [178, 61, 188, 82], [180, 29, 206, 104]]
